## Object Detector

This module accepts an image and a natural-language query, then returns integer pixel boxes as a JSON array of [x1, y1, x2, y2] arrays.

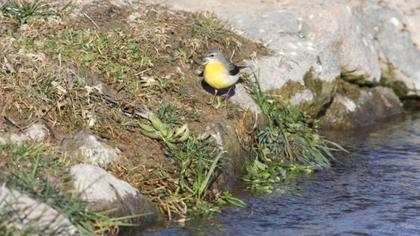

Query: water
[[143, 112, 420, 236]]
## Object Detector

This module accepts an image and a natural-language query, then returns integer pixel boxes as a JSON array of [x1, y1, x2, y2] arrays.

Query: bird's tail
[[237, 64, 258, 74], [236, 64, 250, 70]]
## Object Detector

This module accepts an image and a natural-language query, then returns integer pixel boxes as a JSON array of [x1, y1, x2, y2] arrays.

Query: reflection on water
[[144, 112, 420, 236]]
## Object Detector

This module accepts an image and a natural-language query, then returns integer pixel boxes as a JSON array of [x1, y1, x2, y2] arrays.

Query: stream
[[143, 112, 420, 236]]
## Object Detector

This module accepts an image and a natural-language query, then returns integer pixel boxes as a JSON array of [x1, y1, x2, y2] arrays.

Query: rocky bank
[[153, 0, 420, 123]]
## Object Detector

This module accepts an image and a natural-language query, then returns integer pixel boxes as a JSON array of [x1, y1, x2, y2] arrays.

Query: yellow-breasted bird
[[202, 49, 247, 102]]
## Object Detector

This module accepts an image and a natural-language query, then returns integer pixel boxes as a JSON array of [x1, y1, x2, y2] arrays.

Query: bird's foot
[[213, 97, 227, 109]]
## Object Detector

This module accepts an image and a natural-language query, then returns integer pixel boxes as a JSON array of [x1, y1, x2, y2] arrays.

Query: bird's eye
[[209, 54, 214, 57]]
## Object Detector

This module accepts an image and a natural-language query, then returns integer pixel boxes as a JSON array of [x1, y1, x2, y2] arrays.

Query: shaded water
[[144, 112, 420, 236]]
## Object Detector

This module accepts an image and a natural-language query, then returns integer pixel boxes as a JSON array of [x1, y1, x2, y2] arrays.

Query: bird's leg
[[223, 87, 233, 114], [207, 89, 218, 105], [222, 87, 233, 101], [214, 89, 226, 109], [212, 89, 218, 104]]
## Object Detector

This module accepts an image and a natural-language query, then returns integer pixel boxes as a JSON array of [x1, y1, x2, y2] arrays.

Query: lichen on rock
[[61, 130, 121, 167], [0, 123, 49, 145]]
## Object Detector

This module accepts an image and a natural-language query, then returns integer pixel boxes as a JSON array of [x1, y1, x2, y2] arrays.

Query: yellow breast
[[204, 61, 231, 90]]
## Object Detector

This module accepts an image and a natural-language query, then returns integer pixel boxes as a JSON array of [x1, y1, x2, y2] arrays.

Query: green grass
[[156, 102, 188, 128], [192, 12, 231, 42], [1, 0, 60, 25], [242, 73, 345, 192], [0, 143, 136, 234], [6, 26, 157, 98], [243, 159, 313, 193], [173, 137, 223, 200], [174, 137, 226, 214], [41, 28, 154, 84], [173, 136, 246, 215], [139, 113, 245, 216]]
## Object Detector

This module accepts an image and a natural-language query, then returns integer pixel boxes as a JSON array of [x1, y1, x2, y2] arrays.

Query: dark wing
[[229, 64, 240, 76], [228, 63, 247, 76]]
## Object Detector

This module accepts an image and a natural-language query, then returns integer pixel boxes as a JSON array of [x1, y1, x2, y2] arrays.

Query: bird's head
[[203, 49, 226, 65]]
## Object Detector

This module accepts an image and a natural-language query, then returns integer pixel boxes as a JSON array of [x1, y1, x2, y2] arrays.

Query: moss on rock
[[303, 70, 337, 116]]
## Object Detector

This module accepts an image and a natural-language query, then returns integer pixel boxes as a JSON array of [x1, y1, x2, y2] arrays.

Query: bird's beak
[[199, 56, 209, 65]]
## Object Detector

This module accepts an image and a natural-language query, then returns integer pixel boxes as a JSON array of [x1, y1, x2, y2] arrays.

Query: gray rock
[[205, 119, 260, 191], [70, 164, 159, 228], [0, 123, 49, 145], [364, 2, 420, 97], [230, 84, 261, 114], [0, 185, 80, 236], [373, 0, 420, 47], [289, 89, 314, 106], [320, 86, 403, 129], [61, 130, 121, 167]]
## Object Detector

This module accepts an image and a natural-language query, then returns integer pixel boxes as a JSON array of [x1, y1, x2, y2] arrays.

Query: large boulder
[[70, 164, 159, 228], [0, 185, 80, 236], [364, 1, 420, 97], [207, 122, 251, 191], [373, 0, 420, 48], [320, 85, 403, 129]]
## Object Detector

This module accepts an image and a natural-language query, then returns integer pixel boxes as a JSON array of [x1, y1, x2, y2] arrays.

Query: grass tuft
[[138, 113, 245, 218], [1, 0, 59, 25], [156, 102, 187, 128], [242, 73, 346, 192], [192, 12, 231, 43]]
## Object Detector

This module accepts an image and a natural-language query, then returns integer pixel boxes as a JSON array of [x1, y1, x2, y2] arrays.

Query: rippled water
[[143, 112, 420, 236]]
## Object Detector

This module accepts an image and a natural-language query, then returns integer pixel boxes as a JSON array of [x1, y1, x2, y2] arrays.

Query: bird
[[202, 49, 247, 103]]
